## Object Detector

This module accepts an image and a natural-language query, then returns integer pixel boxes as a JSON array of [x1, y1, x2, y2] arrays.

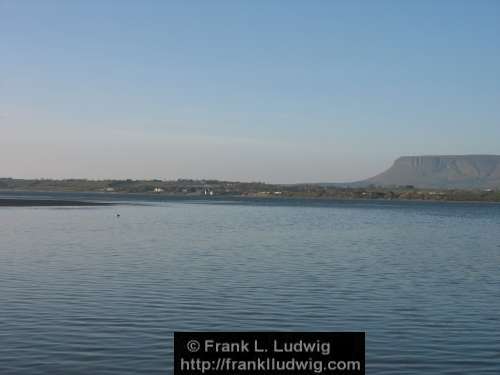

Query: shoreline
[[0, 198, 112, 207], [1, 190, 499, 206]]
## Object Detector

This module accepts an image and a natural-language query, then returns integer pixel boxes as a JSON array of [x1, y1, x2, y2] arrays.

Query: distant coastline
[[0, 198, 112, 207], [1, 178, 499, 203]]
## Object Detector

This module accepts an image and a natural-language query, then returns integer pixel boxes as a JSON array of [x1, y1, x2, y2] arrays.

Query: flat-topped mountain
[[359, 155, 500, 189]]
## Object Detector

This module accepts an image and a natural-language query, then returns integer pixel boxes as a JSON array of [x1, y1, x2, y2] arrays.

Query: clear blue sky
[[2, 0, 499, 183]]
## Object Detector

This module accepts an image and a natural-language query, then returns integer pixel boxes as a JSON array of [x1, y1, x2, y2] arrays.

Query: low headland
[[3, 156, 500, 203], [1, 177, 499, 203], [0, 198, 112, 207]]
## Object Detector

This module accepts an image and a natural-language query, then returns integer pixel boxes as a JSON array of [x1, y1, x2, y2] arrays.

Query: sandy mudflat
[[0, 198, 111, 207]]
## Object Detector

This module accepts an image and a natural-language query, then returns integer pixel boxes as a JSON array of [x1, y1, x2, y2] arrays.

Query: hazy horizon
[[2, 1, 500, 183]]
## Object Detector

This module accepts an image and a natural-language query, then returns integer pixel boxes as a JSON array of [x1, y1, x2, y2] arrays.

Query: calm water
[[1, 193, 500, 374]]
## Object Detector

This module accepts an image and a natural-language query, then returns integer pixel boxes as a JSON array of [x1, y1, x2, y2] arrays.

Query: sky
[[1, 0, 500, 183]]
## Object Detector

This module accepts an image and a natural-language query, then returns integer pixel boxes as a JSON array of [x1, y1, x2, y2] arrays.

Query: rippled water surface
[[1, 193, 500, 374]]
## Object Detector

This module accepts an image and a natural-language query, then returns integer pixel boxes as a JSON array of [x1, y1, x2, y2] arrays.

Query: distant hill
[[356, 155, 500, 189]]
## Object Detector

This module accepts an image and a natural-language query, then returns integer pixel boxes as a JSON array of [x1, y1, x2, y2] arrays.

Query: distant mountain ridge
[[357, 155, 500, 189]]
